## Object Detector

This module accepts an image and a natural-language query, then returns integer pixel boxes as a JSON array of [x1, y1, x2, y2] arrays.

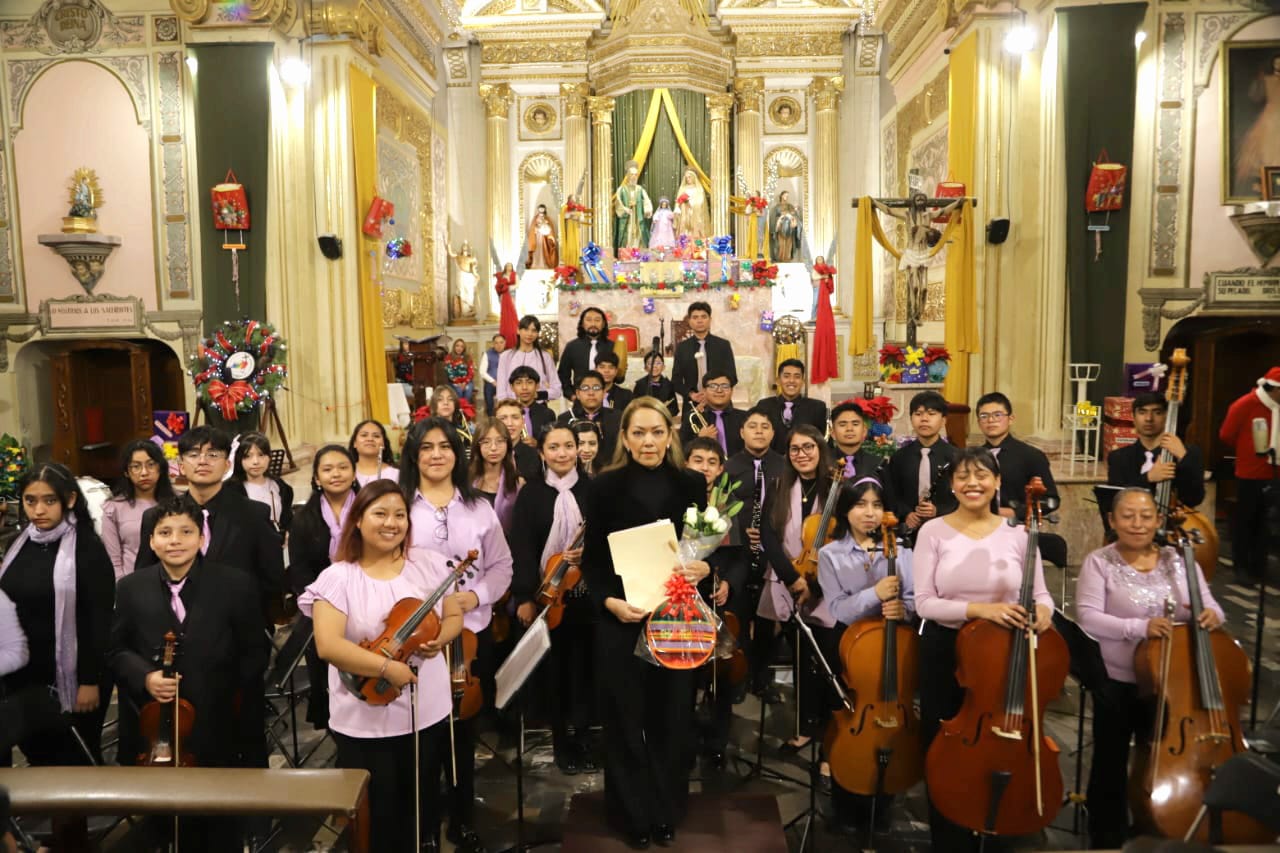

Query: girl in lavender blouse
[[1076, 487, 1223, 848], [912, 446, 1055, 851], [300, 479, 462, 853], [101, 440, 174, 580], [400, 416, 514, 853], [468, 419, 521, 530], [348, 420, 400, 489], [232, 432, 294, 534]]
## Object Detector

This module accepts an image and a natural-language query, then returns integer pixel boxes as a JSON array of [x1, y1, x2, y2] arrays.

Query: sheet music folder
[[495, 617, 551, 710], [608, 519, 680, 613]]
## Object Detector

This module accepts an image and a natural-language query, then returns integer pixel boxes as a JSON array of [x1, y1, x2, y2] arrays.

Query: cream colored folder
[[607, 519, 680, 613]]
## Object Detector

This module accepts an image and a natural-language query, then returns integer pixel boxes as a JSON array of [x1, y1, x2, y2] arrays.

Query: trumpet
[[689, 404, 711, 434]]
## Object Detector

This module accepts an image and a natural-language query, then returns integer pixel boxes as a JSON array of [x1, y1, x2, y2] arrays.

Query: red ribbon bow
[[166, 412, 187, 437], [207, 379, 254, 421], [660, 572, 701, 619]]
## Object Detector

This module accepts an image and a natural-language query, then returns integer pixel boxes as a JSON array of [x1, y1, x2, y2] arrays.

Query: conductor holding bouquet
[[581, 397, 711, 850]]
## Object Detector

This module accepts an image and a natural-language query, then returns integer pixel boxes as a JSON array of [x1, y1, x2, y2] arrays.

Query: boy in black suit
[[829, 398, 885, 481], [495, 397, 542, 481], [509, 365, 557, 438], [884, 391, 957, 535], [595, 349, 634, 411], [1106, 391, 1205, 507], [976, 391, 1059, 514], [557, 370, 621, 460], [671, 301, 737, 408], [680, 372, 747, 458], [757, 359, 828, 454]]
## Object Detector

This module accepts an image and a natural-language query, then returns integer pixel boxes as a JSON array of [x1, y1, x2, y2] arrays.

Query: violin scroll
[[1022, 477, 1047, 526]]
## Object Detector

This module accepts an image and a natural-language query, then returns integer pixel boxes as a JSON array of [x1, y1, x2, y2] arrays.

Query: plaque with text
[[40, 295, 143, 332], [1204, 270, 1280, 310]]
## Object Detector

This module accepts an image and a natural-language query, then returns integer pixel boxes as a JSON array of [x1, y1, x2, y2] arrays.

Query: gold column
[[589, 95, 616, 252], [733, 78, 764, 243], [480, 82, 513, 320], [707, 92, 734, 238], [809, 75, 844, 258], [562, 82, 590, 207]]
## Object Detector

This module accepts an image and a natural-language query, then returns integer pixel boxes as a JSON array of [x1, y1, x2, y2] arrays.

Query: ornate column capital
[[561, 82, 591, 119], [305, 0, 380, 54], [588, 95, 616, 124], [479, 83, 513, 119], [733, 78, 764, 114], [809, 75, 845, 111], [707, 92, 735, 122]]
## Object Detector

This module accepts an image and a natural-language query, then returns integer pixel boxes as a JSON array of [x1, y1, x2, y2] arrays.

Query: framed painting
[[1221, 40, 1280, 203]]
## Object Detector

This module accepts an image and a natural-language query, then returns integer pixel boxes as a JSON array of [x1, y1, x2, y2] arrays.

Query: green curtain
[[190, 43, 273, 333], [1060, 3, 1146, 398], [612, 89, 711, 212]]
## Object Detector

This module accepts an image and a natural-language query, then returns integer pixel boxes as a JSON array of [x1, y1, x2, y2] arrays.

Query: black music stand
[[1048, 610, 1107, 841]]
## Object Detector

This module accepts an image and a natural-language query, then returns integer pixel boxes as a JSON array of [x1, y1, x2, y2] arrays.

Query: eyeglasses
[[433, 507, 449, 542], [977, 412, 1009, 422], [705, 382, 732, 391], [479, 438, 506, 449], [128, 461, 159, 473], [789, 443, 819, 456], [578, 384, 603, 393], [182, 450, 227, 462]]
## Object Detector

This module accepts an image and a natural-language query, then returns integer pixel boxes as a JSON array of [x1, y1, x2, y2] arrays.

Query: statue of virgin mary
[[673, 168, 710, 242]]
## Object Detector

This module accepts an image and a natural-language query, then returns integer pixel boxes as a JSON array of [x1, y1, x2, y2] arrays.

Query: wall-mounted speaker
[[318, 234, 342, 260], [986, 218, 1010, 245]]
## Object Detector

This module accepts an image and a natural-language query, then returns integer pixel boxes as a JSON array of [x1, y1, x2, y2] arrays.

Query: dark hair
[[177, 425, 232, 456], [348, 420, 395, 465], [577, 369, 605, 389], [975, 391, 1012, 415], [743, 406, 773, 425], [150, 494, 205, 530], [232, 432, 272, 482], [770, 424, 833, 534], [1132, 391, 1167, 412], [536, 423, 577, 451], [777, 358, 806, 376], [303, 445, 357, 518], [687, 301, 712, 318], [492, 333, 507, 344], [467, 419, 518, 498], [334, 479, 412, 563], [114, 439, 176, 503], [518, 315, 542, 335], [831, 399, 869, 424], [570, 419, 603, 445], [908, 390, 949, 416], [686, 436, 724, 464], [703, 372, 735, 388], [950, 446, 1001, 482], [831, 479, 886, 541], [17, 462, 94, 531], [509, 365, 541, 386], [644, 351, 665, 370], [594, 349, 620, 368], [576, 307, 609, 340], [399, 417, 479, 505]]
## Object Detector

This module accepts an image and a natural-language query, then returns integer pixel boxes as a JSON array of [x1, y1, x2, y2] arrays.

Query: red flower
[[413, 406, 431, 423], [166, 412, 187, 437], [458, 398, 476, 419], [657, 282, 666, 290], [748, 196, 768, 212], [923, 346, 951, 365], [878, 345, 905, 366], [677, 193, 690, 206]]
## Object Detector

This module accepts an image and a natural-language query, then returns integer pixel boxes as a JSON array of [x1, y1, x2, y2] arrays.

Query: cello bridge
[[874, 717, 900, 729], [1196, 732, 1229, 745], [991, 726, 1023, 741]]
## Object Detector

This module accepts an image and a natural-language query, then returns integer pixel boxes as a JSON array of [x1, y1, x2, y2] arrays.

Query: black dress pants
[[1233, 478, 1275, 580], [1087, 678, 1152, 849]]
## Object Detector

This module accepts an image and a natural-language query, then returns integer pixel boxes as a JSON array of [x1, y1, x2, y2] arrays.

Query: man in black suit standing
[[557, 307, 611, 398], [680, 372, 747, 458], [557, 370, 622, 460], [509, 365, 557, 437], [671, 301, 737, 409], [1107, 391, 1205, 507], [884, 390, 958, 535], [976, 392, 1059, 515], [756, 359, 828, 454]]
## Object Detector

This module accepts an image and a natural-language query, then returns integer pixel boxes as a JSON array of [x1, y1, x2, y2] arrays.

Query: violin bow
[[1149, 593, 1177, 785], [1023, 483, 1045, 817], [410, 666, 421, 853]]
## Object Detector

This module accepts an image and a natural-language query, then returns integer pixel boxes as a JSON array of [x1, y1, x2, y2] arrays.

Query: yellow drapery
[[350, 66, 390, 424], [944, 33, 979, 403], [775, 341, 801, 375], [629, 88, 712, 193]]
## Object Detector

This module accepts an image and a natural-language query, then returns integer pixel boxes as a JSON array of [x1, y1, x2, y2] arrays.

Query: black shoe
[[446, 824, 488, 853], [815, 771, 832, 797], [653, 824, 676, 847], [556, 750, 580, 776], [575, 742, 598, 772], [778, 737, 811, 756], [625, 830, 651, 850]]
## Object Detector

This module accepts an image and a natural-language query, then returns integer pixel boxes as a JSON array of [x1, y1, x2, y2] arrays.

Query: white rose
[[713, 518, 729, 534], [703, 506, 720, 524], [684, 507, 699, 527]]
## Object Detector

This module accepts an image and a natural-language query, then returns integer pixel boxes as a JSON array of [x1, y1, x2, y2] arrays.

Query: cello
[[137, 631, 196, 767], [1129, 511, 1269, 842], [1152, 349, 1219, 579], [791, 465, 846, 585], [824, 511, 923, 809], [339, 550, 478, 704], [925, 478, 1070, 837], [536, 522, 586, 630]]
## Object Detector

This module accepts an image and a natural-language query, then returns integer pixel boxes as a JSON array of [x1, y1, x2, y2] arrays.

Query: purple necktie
[[714, 410, 727, 455], [843, 455, 857, 479], [200, 509, 211, 556], [783, 400, 794, 427], [523, 407, 534, 438], [169, 577, 187, 623]]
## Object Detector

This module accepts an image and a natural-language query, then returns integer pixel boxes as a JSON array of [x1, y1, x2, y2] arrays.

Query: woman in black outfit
[[0, 463, 114, 764], [580, 397, 710, 850], [511, 424, 595, 775]]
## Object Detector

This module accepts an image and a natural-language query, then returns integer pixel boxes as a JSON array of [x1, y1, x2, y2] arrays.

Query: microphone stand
[[1248, 447, 1277, 730]]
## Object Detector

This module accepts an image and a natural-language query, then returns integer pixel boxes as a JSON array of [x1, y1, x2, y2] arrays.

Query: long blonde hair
[[603, 396, 685, 473]]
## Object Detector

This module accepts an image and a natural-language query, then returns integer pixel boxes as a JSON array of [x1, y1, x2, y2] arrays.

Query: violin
[[490, 592, 512, 644], [339, 550, 478, 705], [709, 559, 747, 688], [537, 522, 586, 630], [824, 512, 923, 801], [791, 465, 846, 585], [449, 628, 483, 721], [137, 631, 196, 767], [1130, 511, 1269, 842], [924, 478, 1070, 837]]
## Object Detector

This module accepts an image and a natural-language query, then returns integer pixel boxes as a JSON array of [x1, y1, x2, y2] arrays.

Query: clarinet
[[746, 471, 766, 597]]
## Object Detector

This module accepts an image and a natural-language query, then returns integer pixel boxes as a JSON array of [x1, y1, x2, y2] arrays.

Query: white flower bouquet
[[678, 474, 744, 562]]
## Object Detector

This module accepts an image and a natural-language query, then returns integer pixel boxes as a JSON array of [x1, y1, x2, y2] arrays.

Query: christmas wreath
[[189, 319, 289, 420]]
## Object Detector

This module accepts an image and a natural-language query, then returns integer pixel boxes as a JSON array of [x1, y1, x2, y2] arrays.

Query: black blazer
[[679, 405, 747, 458], [513, 443, 542, 482], [232, 476, 295, 533], [884, 439, 958, 527], [984, 435, 1058, 509], [134, 487, 285, 624], [287, 499, 339, 596], [524, 401, 556, 437], [829, 445, 887, 481], [509, 477, 591, 605], [111, 559, 268, 767], [605, 384, 634, 412], [633, 375, 679, 417], [558, 336, 605, 394], [557, 404, 621, 461], [671, 333, 737, 401], [1107, 441, 1205, 508], [756, 396, 829, 454]]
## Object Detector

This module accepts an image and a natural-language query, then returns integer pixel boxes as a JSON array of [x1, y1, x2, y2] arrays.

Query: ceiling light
[[279, 56, 309, 87]]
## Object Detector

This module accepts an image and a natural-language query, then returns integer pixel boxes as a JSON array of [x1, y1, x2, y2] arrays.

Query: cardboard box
[[1103, 396, 1134, 423], [1103, 420, 1137, 455], [152, 410, 190, 441]]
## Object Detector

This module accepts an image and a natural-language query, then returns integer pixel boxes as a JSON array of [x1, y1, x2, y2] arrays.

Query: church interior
[[1, 0, 1279, 849]]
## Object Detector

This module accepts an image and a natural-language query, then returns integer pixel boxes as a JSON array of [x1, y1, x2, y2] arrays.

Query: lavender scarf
[[539, 468, 583, 571], [321, 491, 355, 559], [0, 517, 79, 711]]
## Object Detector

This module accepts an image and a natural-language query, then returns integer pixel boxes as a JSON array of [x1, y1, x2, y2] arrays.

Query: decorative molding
[[0, 135, 13, 301], [1, 0, 145, 55], [153, 15, 180, 43], [444, 45, 470, 84], [517, 150, 564, 231], [9, 54, 152, 131], [587, 94, 615, 123], [479, 82, 514, 118], [306, 0, 384, 57], [156, 51, 192, 297], [1138, 287, 1206, 351], [519, 98, 560, 140], [1150, 11, 1185, 276], [481, 40, 584, 64], [706, 92, 735, 122], [375, 0, 439, 78], [892, 65, 947, 198], [735, 30, 843, 58], [734, 77, 764, 114], [590, 0, 731, 95], [1193, 12, 1257, 86], [763, 144, 810, 230], [171, 0, 299, 32], [855, 27, 882, 76]]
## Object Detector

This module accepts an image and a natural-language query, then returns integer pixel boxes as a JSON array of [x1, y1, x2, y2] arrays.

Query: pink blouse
[[355, 466, 400, 490], [913, 517, 1055, 630], [101, 496, 155, 580], [298, 558, 451, 738]]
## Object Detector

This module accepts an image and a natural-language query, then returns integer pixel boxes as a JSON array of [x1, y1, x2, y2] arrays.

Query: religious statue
[[613, 160, 653, 249], [730, 187, 769, 260], [673, 169, 710, 242], [770, 190, 803, 262], [872, 192, 963, 346], [448, 241, 479, 322], [525, 204, 559, 269], [561, 194, 593, 268], [63, 167, 102, 234], [649, 198, 676, 249], [495, 263, 519, 346]]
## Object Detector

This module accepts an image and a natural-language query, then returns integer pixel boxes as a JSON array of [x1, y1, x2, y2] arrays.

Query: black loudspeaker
[[318, 234, 343, 260], [986, 218, 1010, 244]]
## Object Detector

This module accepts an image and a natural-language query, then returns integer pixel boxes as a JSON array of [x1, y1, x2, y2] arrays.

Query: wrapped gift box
[[1102, 420, 1137, 455], [1103, 396, 1134, 423], [153, 410, 190, 441], [1125, 363, 1164, 396]]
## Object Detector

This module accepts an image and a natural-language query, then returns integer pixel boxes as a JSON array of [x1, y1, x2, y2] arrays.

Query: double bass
[[1129, 511, 1270, 842], [824, 512, 923, 810], [137, 631, 196, 767], [925, 478, 1069, 837]]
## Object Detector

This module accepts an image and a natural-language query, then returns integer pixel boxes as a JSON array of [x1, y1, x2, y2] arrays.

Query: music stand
[[494, 617, 558, 852]]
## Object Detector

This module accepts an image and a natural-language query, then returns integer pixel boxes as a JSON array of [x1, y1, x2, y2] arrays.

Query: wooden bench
[[0, 767, 370, 852]]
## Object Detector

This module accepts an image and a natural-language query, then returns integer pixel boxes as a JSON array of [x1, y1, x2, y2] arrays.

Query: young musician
[[828, 399, 885, 482], [671, 302, 737, 408], [1, 464, 114, 765], [301, 480, 464, 853], [468, 419, 521, 529], [885, 391, 957, 536], [595, 350, 634, 411], [232, 431, 294, 533], [481, 333, 507, 416], [1076, 487, 1223, 848], [975, 392, 1057, 515], [494, 397, 543, 482], [633, 349, 679, 417], [757, 359, 829, 454], [913, 446, 1055, 850], [818, 477, 915, 832], [1107, 391, 1205, 508], [348, 420, 399, 488], [557, 370, 621, 459], [402, 417, 514, 853], [1219, 368, 1280, 585], [431, 384, 471, 433], [510, 424, 596, 775], [495, 315, 562, 402], [509, 365, 557, 437], [572, 420, 604, 476], [580, 398, 710, 849], [287, 445, 359, 731], [557, 306, 611, 395], [102, 439, 175, 580], [680, 372, 746, 458]]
